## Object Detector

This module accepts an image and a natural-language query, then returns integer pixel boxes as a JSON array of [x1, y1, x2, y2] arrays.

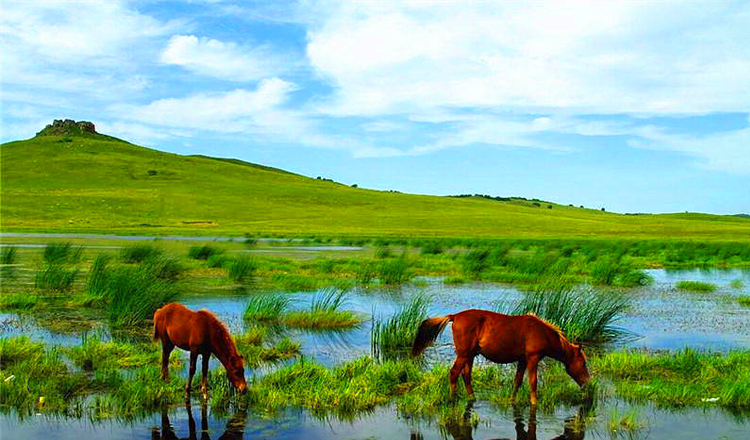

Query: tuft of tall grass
[[462, 249, 490, 277], [729, 279, 745, 290], [0, 292, 39, 310], [375, 246, 392, 259], [283, 289, 361, 329], [1, 246, 17, 265], [104, 267, 179, 328], [35, 264, 78, 291], [86, 254, 111, 295], [271, 273, 318, 291], [243, 293, 290, 322], [676, 280, 716, 292], [420, 242, 443, 255], [371, 294, 430, 359], [188, 245, 224, 260], [141, 255, 183, 280], [43, 242, 82, 264], [120, 244, 162, 263], [379, 254, 411, 284], [737, 296, 750, 308], [498, 282, 633, 344], [228, 255, 257, 282], [607, 408, 644, 434]]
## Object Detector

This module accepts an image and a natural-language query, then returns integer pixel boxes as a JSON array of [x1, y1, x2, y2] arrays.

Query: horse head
[[227, 354, 247, 393], [565, 343, 590, 387]]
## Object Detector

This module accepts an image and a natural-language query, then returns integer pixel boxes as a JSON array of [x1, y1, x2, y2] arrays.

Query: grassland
[[3, 133, 750, 239]]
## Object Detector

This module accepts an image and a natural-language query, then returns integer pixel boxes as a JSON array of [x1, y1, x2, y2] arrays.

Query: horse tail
[[412, 315, 453, 357]]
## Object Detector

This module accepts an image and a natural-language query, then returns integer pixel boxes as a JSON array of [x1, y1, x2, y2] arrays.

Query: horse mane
[[525, 313, 580, 359], [200, 309, 242, 364]]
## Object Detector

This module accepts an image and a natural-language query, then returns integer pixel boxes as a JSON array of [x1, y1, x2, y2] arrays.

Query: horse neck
[[210, 323, 240, 370], [553, 333, 575, 364]]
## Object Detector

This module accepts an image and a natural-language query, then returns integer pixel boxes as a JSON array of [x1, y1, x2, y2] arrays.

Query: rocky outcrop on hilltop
[[36, 119, 97, 136]]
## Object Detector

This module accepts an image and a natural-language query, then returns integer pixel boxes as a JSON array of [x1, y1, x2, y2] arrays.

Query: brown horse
[[412, 309, 589, 405], [153, 303, 247, 397]]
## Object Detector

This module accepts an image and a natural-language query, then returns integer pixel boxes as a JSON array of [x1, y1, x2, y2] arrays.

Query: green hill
[[2, 123, 749, 239]]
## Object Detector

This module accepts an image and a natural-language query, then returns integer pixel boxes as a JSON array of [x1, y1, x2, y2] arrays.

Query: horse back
[[154, 303, 208, 349], [451, 310, 556, 363]]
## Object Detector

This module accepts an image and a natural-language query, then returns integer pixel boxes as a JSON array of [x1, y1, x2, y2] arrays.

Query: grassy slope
[[2, 134, 749, 239]]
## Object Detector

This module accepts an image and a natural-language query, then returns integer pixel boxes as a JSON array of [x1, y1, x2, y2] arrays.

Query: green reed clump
[[420, 242, 443, 255], [120, 244, 162, 263], [188, 245, 224, 260], [86, 254, 111, 295], [282, 289, 361, 329], [35, 264, 78, 291], [375, 246, 392, 259], [737, 296, 750, 308], [228, 255, 257, 282], [607, 408, 644, 435], [462, 249, 490, 277], [356, 261, 377, 284], [104, 266, 180, 328], [596, 348, 750, 409], [444, 276, 466, 285], [65, 335, 161, 371], [141, 255, 183, 281], [676, 280, 717, 292], [729, 279, 745, 289], [1, 246, 17, 265], [235, 335, 301, 367], [43, 242, 82, 264], [243, 293, 290, 322], [372, 294, 430, 359], [271, 273, 318, 291], [498, 283, 632, 344], [379, 254, 411, 284], [207, 253, 231, 268], [0, 292, 39, 310]]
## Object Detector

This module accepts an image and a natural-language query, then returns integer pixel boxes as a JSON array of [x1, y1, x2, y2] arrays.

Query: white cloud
[[629, 125, 750, 175], [111, 78, 299, 133], [161, 35, 289, 81], [306, 1, 750, 116]]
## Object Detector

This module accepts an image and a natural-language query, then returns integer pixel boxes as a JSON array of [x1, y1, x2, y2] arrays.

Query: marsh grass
[[729, 279, 744, 290], [43, 242, 82, 264], [65, 335, 162, 371], [271, 273, 318, 291], [120, 244, 162, 263], [282, 289, 361, 329], [228, 255, 257, 282], [0, 292, 39, 310], [379, 254, 411, 284], [676, 280, 717, 292], [243, 293, 290, 322], [607, 408, 644, 435], [86, 254, 111, 295], [207, 253, 232, 268], [498, 283, 633, 344], [1, 246, 17, 265], [375, 246, 392, 259], [104, 266, 179, 328], [35, 264, 78, 291], [188, 245, 224, 260], [737, 296, 750, 308], [372, 294, 430, 359]]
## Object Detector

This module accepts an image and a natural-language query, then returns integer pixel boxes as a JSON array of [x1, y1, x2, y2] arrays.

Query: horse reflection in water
[[152, 402, 246, 440], [424, 402, 587, 440]]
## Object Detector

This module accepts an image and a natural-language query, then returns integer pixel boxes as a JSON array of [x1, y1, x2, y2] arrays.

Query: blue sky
[[2, 1, 749, 214]]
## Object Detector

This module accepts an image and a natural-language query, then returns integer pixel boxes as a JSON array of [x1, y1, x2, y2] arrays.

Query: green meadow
[[3, 132, 750, 239]]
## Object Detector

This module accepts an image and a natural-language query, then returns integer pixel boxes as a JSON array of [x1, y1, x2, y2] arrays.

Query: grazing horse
[[412, 309, 590, 405], [153, 303, 247, 397]]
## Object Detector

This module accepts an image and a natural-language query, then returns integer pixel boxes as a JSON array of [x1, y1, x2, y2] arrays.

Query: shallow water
[[2, 268, 750, 439]]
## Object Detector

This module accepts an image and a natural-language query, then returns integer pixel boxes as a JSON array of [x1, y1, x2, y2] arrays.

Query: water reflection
[[152, 403, 246, 440], [439, 402, 587, 440]]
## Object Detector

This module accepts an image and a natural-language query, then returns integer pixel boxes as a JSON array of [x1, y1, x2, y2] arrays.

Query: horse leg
[[511, 360, 527, 401], [526, 355, 540, 406], [461, 356, 475, 399], [449, 357, 469, 398], [161, 340, 174, 381], [200, 352, 210, 397], [185, 350, 198, 398]]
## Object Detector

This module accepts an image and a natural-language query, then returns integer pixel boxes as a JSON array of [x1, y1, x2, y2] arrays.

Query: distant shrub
[[120, 244, 162, 263], [43, 242, 82, 264], [188, 245, 224, 260], [676, 281, 716, 292]]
